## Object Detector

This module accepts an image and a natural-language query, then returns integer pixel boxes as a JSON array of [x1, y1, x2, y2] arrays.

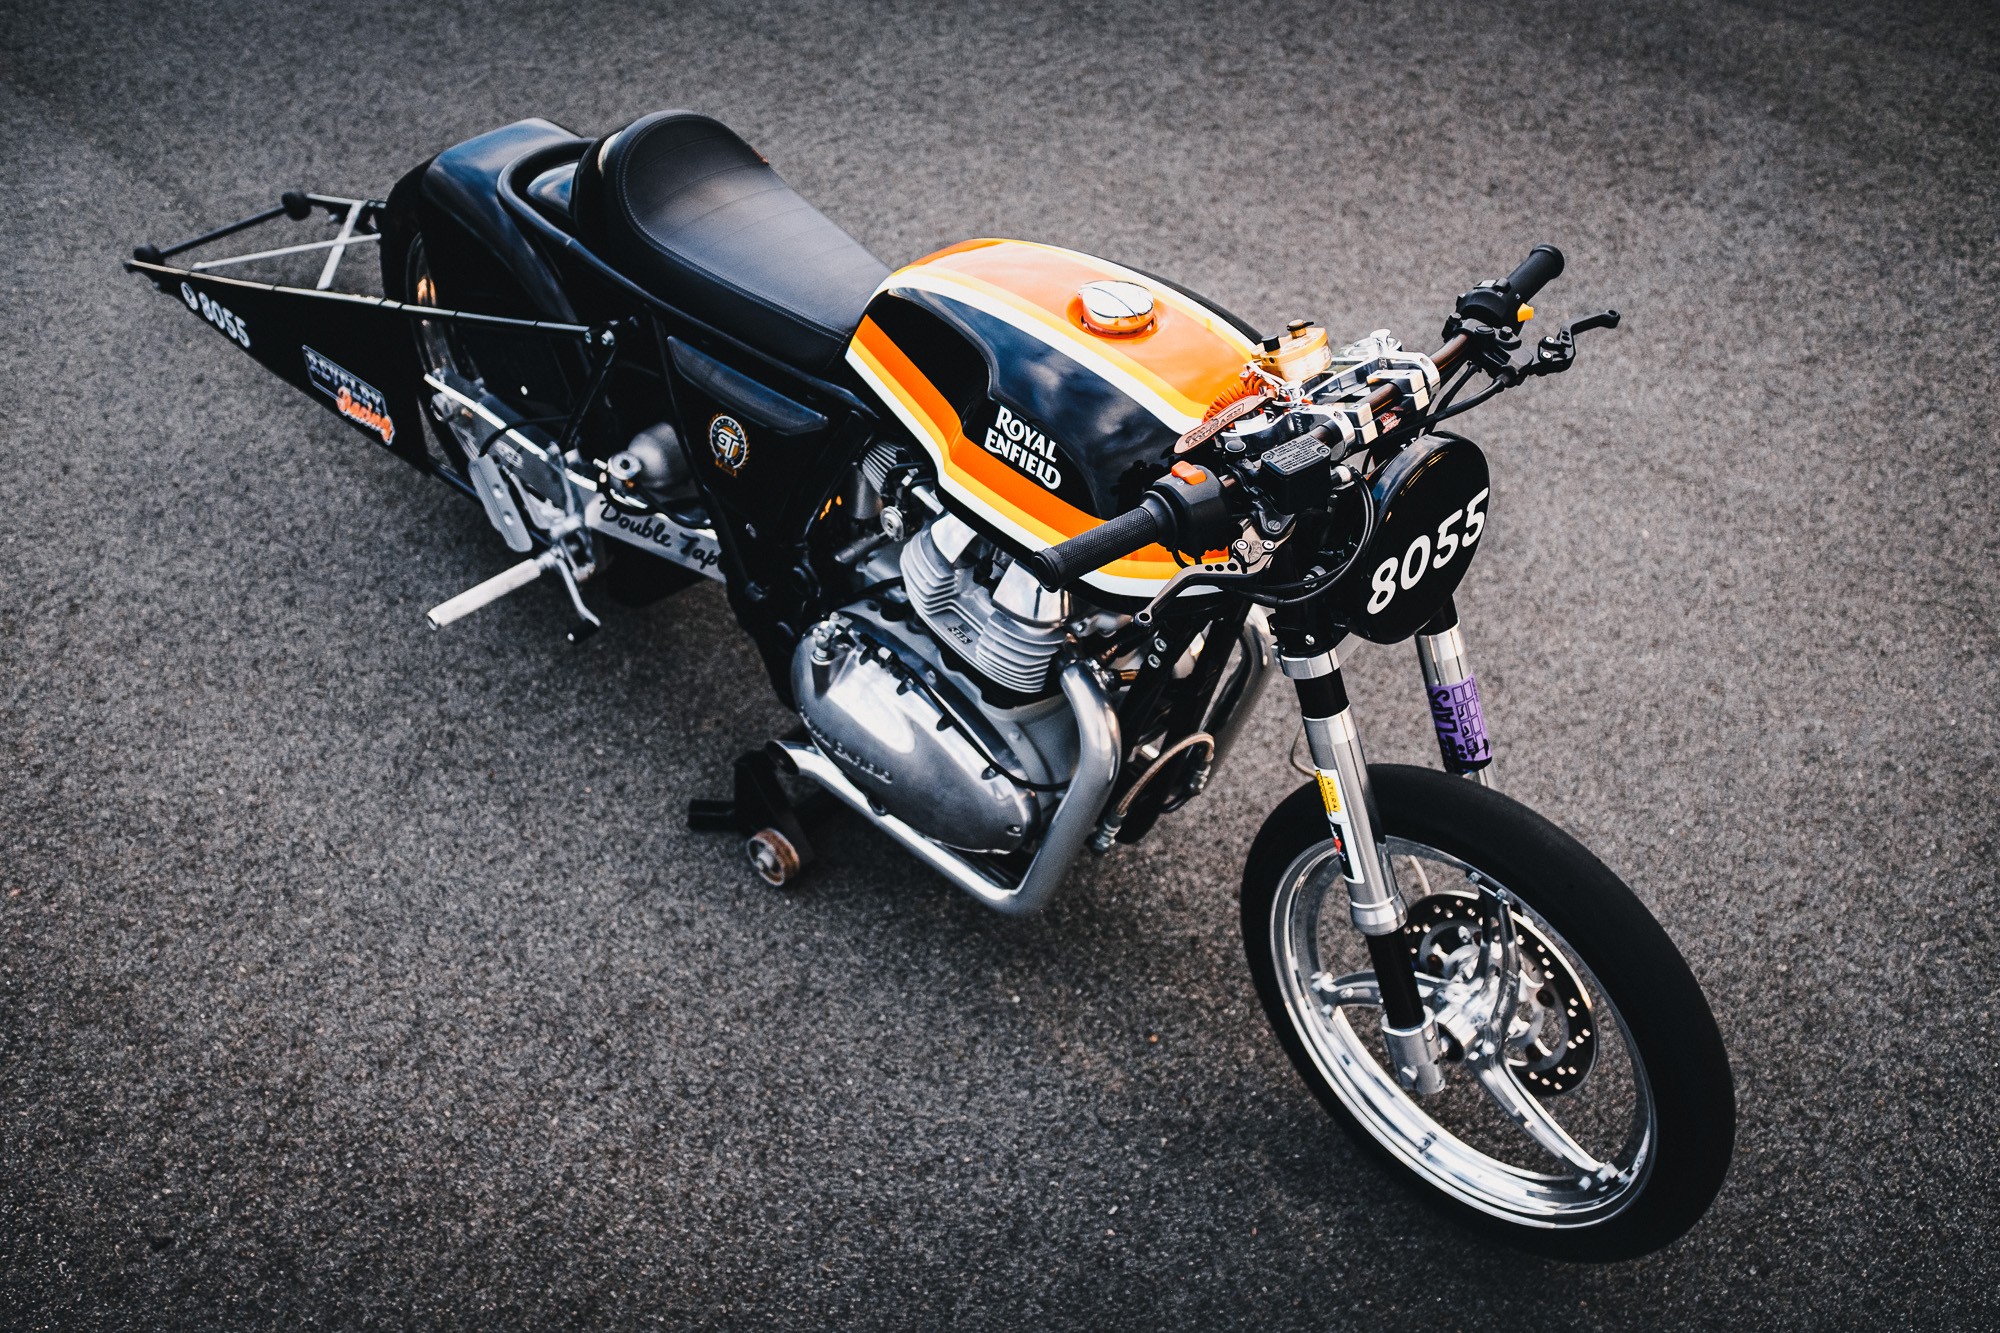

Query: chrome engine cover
[[791, 617, 1045, 854]]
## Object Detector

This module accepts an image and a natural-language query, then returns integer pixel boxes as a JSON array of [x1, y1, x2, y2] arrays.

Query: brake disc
[[1402, 891, 1598, 1095]]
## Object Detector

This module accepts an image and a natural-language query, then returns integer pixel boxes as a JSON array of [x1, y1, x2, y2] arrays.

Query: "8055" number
[[1366, 487, 1489, 615]]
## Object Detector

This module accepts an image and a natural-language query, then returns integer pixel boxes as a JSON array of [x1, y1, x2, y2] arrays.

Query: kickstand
[[689, 749, 819, 883]]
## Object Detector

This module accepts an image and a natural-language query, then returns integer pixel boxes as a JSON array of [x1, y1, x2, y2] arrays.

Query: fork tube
[[1416, 598, 1494, 787], [1281, 647, 1443, 1093], [1284, 651, 1403, 937]]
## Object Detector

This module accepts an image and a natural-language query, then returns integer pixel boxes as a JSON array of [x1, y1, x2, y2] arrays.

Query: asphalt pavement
[[3, 2, 1997, 1328]]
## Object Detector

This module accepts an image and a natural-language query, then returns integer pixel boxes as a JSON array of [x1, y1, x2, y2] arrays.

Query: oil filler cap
[[1078, 280, 1156, 335]]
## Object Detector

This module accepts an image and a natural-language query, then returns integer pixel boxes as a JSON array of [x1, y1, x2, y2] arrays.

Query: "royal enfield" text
[[982, 404, 1063, 491]]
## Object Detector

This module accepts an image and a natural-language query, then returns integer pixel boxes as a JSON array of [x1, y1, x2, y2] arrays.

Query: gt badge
[[303, 347, 394, 445], [709, 415, 749, 474]]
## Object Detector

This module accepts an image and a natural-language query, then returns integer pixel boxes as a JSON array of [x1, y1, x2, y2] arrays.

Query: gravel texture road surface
[[4, 1, 1996, 1328]]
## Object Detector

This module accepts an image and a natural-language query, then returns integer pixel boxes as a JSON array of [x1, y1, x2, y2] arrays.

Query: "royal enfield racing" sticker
[[303, 347, 394, 446]]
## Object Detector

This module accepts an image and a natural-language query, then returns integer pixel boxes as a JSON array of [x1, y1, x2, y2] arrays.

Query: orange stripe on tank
[[851, 317, 1179, 582]]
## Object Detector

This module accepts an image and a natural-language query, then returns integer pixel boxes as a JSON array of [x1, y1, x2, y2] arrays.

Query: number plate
[[1331, 433, 1491, 643]]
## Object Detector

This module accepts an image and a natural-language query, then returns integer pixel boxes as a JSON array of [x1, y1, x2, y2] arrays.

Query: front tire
[[1241, 764, 1733, 1260]]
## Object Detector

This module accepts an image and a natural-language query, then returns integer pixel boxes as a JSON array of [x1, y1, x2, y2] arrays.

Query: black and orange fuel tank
[[845, 239, 1260, 600]]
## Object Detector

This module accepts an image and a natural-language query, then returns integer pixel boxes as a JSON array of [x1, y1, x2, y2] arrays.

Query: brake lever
[[1524, 309, 1621, 379]]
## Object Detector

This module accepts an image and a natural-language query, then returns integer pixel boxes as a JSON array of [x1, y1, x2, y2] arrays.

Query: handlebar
[[1023, 459, 1233, 589], [1024, 244, 1565, 589], [1504, 244, 1565, 303], [1019, 496, 1174, 589]]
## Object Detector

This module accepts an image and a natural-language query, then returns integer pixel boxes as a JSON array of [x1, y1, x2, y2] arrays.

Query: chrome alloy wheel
[[1269, 836, 1657, 1227]]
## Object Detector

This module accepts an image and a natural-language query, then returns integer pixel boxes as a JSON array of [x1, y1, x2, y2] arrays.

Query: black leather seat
[[572, 111, 889, 374]]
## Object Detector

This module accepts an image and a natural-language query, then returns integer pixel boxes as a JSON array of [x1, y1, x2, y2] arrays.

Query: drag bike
[[127, 111, 1733, 1258]]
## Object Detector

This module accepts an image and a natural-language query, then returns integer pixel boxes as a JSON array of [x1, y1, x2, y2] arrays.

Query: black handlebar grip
[[1021, 498, 1173, 589], [1505, 244, 1566, 301]]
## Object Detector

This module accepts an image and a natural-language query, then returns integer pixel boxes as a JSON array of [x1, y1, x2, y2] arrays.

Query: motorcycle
[[127, 110, 1733, 1259]]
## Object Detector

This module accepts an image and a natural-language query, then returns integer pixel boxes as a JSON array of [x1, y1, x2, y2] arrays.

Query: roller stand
[[688, 748, 821, 887]]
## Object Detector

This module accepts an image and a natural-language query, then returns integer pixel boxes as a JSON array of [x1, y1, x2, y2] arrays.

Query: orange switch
[[1171, 461, 1208, 485]]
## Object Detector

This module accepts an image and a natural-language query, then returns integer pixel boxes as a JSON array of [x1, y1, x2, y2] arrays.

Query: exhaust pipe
[[775, 660, 1120, 916]]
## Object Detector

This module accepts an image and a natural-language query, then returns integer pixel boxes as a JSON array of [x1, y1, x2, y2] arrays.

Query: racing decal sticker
[[1364, 486, 1489, 616], [1316, 769, 1342, 814], [585, 496, 724, 580], [181, 281, 250, 348], [1426, 674, 1492, 769], [1325, 822, 1355, 882], [708, 415, 749, 474], [981, 404, 1063, 492], [303, 346, 394, 445], [1316, 768, 1361, 883]]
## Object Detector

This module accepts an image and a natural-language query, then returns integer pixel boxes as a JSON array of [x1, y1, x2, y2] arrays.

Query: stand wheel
[[745, 828, 802, 887]]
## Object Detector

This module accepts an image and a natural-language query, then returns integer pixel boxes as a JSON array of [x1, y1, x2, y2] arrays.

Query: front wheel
[[1241, 764, 1733, 1261]]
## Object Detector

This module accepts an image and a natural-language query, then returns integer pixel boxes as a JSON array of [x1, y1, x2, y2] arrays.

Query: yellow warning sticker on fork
[[1316, 769, 1359, 881]]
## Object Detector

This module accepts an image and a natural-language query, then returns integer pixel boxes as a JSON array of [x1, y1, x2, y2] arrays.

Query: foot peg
[[427, 551, 557, 628], [427, 547, 603, 639]]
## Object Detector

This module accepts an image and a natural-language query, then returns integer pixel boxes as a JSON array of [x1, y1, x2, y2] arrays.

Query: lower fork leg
[[1283, 647, 1445, 1095]]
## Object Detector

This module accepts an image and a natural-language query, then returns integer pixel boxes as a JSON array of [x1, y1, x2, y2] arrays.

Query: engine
[[792, 500, 1090, 855], [899, 513, 1067, 696]]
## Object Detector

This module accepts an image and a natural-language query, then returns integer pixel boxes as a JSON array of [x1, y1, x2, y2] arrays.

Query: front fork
[[1276, 599, 1498, 1097], [1415, 598, 1494, 787]]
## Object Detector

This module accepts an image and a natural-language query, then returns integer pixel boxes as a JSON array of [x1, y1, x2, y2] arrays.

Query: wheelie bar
[[1415, 599, 1494, 785], [1281, 648, 1446, 1096]]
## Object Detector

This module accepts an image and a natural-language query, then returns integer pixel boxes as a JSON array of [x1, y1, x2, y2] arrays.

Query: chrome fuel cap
[[1077, 279, 1156, 335]]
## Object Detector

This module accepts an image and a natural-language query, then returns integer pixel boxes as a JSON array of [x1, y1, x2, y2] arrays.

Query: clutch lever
[[1131, 522, 1279, 628]]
